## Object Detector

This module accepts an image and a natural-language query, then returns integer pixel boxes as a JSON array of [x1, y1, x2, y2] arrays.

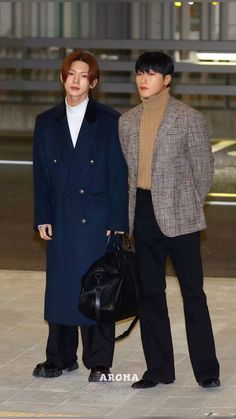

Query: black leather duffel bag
[[79, 235, 139, 340]]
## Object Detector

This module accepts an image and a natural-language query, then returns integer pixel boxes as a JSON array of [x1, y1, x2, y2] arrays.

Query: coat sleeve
[[187, 111, 214, 205], [107, 117, 129, 232], [33, 115, 52, 230]]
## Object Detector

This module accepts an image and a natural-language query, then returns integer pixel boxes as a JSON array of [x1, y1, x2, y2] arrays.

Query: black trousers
[[46, 322, 115, 370], [134, 188, 219, 383]]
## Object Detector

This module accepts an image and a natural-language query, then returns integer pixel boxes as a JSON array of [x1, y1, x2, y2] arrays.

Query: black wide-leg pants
[[46, 322, 115, 370], [134, 188, 219, 383]]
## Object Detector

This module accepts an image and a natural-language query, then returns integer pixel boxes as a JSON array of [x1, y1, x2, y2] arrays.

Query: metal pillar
[[63, 3, 72, 38], [180, 3, 190, 40], [162, 1, 172, 40], [200, 2, 209, 41], [0, 3, 11, 37], [130, 1, 140, 39], [220, 2, 229, 41], [80, 2, 90, 38], [146, 1, 162, 40]]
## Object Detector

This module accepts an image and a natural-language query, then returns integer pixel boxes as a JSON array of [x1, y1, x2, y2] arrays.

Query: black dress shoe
[[198, 377, 221, 388], [132, 378, 174, 389], [33, 360, 79, 378], [88, 366, 111, 382]]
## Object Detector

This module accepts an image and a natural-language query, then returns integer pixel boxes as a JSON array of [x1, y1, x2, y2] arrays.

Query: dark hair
[[135, 51, 174, 76], [61, 50, 100, 86]]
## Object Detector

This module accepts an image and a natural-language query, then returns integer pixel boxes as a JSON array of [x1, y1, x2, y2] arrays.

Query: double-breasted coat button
[[90, 159, 95, 165], [78, 189, 85, 194], [53, 159, 57, 163], [81, 218, 87, 224]]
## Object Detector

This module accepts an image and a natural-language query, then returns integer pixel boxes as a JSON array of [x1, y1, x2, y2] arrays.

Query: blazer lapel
[[128, 98, 181, 175], [155, 96, 182, 147], [128, 97, 181, 178], [128, 104, 142, 178]]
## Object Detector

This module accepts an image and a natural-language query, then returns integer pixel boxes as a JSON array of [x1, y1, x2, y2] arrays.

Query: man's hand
[[38, 224, 53, 240]]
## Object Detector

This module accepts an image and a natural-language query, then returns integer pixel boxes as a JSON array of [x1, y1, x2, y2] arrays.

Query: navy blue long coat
[[33, 98, 129, 326]]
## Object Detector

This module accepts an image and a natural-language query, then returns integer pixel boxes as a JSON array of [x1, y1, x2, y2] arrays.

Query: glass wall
[[0, 1, 236, 109]]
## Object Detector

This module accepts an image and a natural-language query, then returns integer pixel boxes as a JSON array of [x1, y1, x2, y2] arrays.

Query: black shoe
[[88, 366, 111, 382], [132, 378, 174, 389], [198, 377, 221, 388], [33, 360, 79, 378]]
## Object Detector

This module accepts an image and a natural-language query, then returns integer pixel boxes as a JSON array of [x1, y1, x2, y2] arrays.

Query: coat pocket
[[92, 191, 109, 205]]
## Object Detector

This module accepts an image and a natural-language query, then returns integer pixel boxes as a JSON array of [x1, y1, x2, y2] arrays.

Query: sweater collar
[[141, 88, 170, 112], [65, 96, 89, 114]]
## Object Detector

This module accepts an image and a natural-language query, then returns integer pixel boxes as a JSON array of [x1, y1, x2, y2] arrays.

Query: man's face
[[136, 70, 171, 99], [63, 60, 97, 105]]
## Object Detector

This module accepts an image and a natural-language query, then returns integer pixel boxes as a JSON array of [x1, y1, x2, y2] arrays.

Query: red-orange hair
[[61, 50, 100, 87]]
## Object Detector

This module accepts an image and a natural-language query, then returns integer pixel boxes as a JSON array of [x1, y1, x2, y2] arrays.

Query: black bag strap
[[98, 316, 139, 343], [115, 316, 139, 342], [95, 274, 138, 340]]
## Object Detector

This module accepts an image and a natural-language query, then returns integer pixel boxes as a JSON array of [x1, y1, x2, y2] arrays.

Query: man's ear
[[90, 78, 98, 89], [164, 74, 172, 86]]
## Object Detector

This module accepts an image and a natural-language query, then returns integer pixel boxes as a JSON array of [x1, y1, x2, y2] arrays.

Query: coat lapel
[[54, 101, 74, 166], [67, 98, 97, 187]]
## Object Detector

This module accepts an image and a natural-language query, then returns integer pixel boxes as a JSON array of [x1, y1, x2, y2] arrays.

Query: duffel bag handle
[[106, 233, 132, 251]]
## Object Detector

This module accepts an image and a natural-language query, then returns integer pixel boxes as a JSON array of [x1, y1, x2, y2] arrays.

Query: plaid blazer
[[119, 96, 214, 237]]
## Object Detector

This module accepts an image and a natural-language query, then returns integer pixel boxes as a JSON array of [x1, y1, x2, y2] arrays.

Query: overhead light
[[211, 2, 219, 5], [197, 52, 236, 62], [174, 2, 182, 6], [188, 2, 194, 4]]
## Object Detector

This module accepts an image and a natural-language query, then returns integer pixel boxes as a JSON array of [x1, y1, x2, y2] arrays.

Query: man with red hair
[[32, 51, 128, 382]]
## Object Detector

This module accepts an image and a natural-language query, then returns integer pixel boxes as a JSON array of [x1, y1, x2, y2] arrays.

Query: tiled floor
[[0, 270, 236, 417]]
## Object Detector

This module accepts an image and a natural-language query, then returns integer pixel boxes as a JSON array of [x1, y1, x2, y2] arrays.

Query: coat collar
[[53, 97, 97, 163], [54, 97, 97, 124]]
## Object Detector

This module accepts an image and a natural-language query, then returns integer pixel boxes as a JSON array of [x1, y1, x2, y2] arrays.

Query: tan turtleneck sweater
[[138, 88, 170, 190]]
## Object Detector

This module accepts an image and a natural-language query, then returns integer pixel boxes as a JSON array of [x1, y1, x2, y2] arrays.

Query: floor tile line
[[0, 412, 80, 417]]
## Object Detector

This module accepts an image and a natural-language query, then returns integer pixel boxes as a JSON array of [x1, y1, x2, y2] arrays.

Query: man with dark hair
[[119, 51, 220, 389], [33, 50, 128, 382]]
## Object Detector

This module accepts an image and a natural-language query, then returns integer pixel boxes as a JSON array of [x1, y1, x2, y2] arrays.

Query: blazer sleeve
[[107, 117, 129, 232], [33, 115, 52, 230], [187, 112, 214, 205], [118, 115, 128, 161]]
